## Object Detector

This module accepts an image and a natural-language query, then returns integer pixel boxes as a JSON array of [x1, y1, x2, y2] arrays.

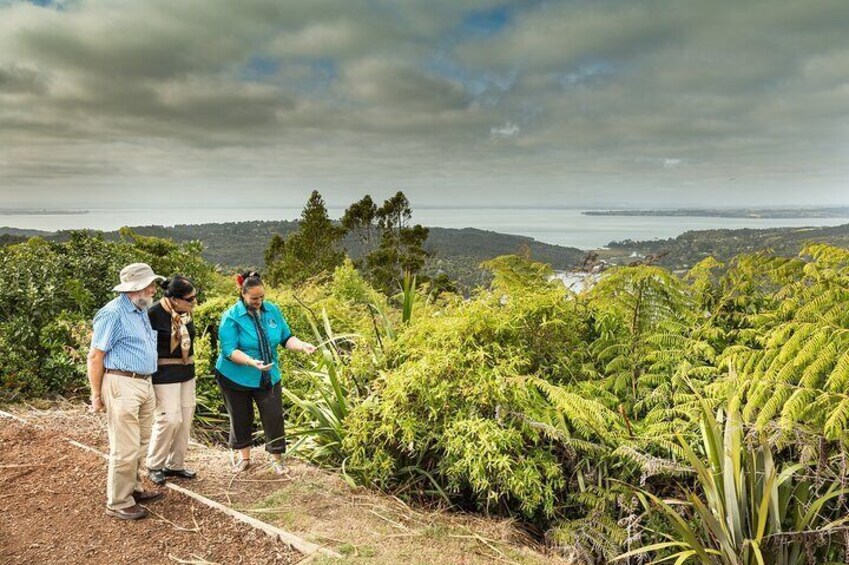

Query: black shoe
[[148, 469, 167, 486], [163, 467, 197, 480], [133, 490, 165, 504], [106, 504, 148, 520]]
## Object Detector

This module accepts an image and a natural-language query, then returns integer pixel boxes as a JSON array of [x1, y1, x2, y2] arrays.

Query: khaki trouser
[[101, 373, 155, 510], [146, 379, 196, 471]]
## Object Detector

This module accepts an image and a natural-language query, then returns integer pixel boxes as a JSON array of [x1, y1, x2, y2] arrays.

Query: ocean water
[[2, 207, 849, 250]]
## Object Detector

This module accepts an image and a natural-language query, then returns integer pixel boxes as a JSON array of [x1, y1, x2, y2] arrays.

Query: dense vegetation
[[3, 220, 849, 561], [0, 230, 221, 399]]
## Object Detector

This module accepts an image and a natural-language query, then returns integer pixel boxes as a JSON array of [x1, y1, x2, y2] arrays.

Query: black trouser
[[218, 378, 286, 454]]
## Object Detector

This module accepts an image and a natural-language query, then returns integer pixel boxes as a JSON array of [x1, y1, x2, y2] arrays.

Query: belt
[[158, 356, 195, 366], [106, 370, 152, 380]]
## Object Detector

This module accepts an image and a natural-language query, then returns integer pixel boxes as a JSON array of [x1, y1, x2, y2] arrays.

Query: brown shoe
[[132, 490, 165, 504], [105, 504, 148, 520]]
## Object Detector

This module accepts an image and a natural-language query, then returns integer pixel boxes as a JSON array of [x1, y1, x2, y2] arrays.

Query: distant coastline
[[2, 207, 849, 250], [0, 209, 90, 216], [583, 207, 849, 219]]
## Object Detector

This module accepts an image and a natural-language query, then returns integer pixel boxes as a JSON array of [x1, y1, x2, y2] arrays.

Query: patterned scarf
[[247, 304, 273, 389], [161, 298, 192, 364]]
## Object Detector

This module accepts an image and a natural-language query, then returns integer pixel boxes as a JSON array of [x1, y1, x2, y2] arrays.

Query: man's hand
[[300, 342, 317, 354], [90, 395, 105, 413], [87, 348, 107, 413]]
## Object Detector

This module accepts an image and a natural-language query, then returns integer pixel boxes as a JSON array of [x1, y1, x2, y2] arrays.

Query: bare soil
[[0, 414, 300, 565]]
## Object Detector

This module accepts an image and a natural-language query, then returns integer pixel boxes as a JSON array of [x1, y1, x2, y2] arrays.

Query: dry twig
[[167, 553, 220, 565], [368, 508, 410, 531], [146, 507, 202, 533], [243, 507, 291, 515]]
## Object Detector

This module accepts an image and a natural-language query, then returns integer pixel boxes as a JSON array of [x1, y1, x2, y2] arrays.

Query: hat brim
[[112, 275, 165, 293]]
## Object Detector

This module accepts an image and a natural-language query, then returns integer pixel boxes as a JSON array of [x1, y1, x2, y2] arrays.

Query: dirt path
[[0, 415, 301, 565], [3, 403, 572, 565]]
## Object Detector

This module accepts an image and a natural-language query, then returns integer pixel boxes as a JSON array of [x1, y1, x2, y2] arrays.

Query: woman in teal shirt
[[215, 271, 316, 474]]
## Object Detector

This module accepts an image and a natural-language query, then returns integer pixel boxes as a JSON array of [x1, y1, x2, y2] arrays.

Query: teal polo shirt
[[215, 300, 293, 388]]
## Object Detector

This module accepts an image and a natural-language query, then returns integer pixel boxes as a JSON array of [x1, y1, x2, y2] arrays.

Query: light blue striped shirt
[[91, 293, 158, 375]]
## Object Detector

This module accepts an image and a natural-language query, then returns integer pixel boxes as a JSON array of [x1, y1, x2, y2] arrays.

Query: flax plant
[[617, 398, 849, 564], [282, 308, 360, 475]]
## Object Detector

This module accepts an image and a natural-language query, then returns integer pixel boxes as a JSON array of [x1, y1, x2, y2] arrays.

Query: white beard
[[131, 295, 154, 310]]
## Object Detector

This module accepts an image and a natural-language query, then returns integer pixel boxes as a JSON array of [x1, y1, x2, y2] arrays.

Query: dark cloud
[[342, 58, 471, 113], [0, 0, 847, 208], [0, 65, 47, 94]]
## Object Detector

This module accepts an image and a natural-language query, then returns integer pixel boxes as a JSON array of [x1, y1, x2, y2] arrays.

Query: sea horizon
[[3, 206, 849, 250]]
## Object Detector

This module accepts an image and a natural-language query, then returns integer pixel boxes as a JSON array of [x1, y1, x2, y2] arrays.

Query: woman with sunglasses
[[146, 275, 199, 485]]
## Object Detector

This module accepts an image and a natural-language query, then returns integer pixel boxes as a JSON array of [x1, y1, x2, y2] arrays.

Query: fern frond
[[824, 397, 849, 441]]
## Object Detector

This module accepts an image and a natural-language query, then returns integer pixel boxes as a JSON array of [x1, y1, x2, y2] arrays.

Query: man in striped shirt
[[88, 263, 168, 520]]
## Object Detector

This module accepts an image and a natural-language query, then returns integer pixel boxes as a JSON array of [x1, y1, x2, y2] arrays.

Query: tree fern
[[722, 245, 849, 444]]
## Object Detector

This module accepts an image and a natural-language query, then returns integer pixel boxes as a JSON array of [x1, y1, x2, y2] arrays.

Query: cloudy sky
[[1, 0, 848, 210]]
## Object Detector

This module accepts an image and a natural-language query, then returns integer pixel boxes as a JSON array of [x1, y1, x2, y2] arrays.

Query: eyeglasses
[[178, 295, 198, 303]]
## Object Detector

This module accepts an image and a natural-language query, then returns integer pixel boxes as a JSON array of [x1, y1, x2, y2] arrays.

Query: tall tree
[[363, 191, 430, 293], [341, 195, 378, 246], [265, 191, 346, 286]]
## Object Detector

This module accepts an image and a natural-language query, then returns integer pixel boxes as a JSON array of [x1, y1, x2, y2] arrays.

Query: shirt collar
[[119, 293, 141, 313], [234, 300, 265, 317]]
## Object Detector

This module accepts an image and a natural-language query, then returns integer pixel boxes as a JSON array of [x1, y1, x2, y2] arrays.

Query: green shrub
[[0, 231, 219, 400], [343, 255, 587, 520], [40, 313, 91, 396]]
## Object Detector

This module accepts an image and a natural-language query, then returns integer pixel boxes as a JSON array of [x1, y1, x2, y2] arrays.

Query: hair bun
[[237, 271, 263, 291], [240, 270, 261, 281], [159, 278, 171, 291]]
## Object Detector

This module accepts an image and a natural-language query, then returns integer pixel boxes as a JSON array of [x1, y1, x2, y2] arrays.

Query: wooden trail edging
[[0, 409, 27, 424], [0, 409, 342, 560]]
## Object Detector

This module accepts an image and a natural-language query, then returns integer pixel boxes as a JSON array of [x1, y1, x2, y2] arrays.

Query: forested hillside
[[0, 234, 27, 246], [7, 221, 849, 277], [1, 221, 586, 289], [100, 223, 584, 271], [607, 222, 849, 269]]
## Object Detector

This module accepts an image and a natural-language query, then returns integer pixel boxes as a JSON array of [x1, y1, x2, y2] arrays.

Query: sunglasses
[[177, 294, 198, 303]]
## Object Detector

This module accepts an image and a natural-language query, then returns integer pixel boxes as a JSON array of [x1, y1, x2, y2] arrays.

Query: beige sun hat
[[112, 263, 165, 292]]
